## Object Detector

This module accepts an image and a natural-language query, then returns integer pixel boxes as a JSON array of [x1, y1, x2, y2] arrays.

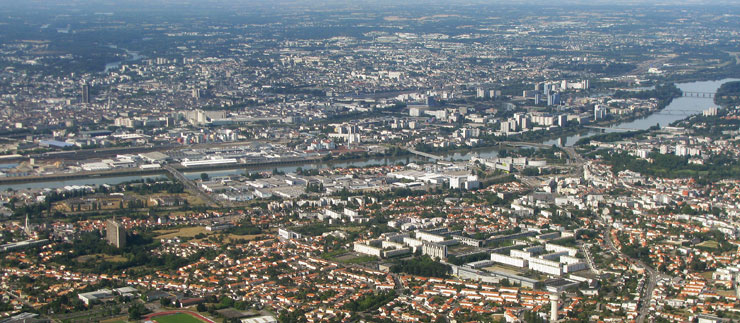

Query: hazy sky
[[2, 0, 740, 6], [1, 0, 740, 16]]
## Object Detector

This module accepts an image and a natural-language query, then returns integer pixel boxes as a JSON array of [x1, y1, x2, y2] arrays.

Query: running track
[[143, 310, 216, 323]]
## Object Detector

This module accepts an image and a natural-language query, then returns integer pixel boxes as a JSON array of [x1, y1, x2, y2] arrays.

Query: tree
[[160, 297, 171, 307], [200, 173, 209, 181], [128, 302, 148, 320]]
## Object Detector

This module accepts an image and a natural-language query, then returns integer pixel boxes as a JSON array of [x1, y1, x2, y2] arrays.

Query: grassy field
[[153, 313, 205, 323], [332, 252, 378, 264], [321, 249, 349, 260], [696, 240, 719, 249], [483, 265, 521, 275], [341, 255, 378, 264], [155, 226, 207, 239], [182, 194, 207, 206]]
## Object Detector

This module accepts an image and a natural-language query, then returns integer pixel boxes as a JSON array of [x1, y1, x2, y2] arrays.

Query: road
[[561, 146, 587, 179], [580, 243, 600, 275], [164, 165, 227, 208], [637, 265, 659, 323], [516, 175, 541, 188], [499, 141, 586, 177], [601, 218, 657, 323], [3, 288, 33, 308], [506, 145, 587, 189], [500, 141, 553, 149]]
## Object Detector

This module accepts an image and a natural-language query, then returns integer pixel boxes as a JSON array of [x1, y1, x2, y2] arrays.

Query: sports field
[[153, 313, 205, 323]]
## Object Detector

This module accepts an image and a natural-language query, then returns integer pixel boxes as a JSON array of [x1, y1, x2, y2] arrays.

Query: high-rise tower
[[106, 219, 126, 248], [81, 84, 90, 104]]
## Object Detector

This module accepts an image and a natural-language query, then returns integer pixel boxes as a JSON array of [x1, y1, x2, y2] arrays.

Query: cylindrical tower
[[550, 294, 559, 322]]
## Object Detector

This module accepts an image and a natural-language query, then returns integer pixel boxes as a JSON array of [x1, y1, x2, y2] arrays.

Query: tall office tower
[[106, 219, 126, 248], [81, 84, 90, 104]]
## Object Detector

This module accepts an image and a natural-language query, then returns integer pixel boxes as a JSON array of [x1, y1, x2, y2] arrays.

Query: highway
[[516, 175, 542, 188], [500, 142, 586, 175], [164, 165, 227, 208], [583, 125, 640, 132], [562, 146, 586, 178], [500, 141, 553, 149], [498, 142, 588, 189]]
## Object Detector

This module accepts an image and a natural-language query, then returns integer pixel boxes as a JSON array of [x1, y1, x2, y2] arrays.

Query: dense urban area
[[0, 1, 739, 323]]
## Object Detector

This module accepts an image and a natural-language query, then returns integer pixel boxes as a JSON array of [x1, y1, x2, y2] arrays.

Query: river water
[[542, 78, 738, 146], [104, 47, 145, 72], [2, 78, 735, 191]]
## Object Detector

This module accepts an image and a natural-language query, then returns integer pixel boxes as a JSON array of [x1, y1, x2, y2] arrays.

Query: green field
[[696, 240, 719, 249], [154, 313, 205, 323], [341, 255, 378, 264]]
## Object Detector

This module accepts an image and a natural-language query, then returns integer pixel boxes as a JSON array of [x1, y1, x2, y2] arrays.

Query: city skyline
[[0, 1, 738, 323]]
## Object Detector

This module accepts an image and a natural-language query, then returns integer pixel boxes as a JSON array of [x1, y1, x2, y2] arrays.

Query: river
[[541, 78, 739, 146], [2, 78, 735, 190], [104, 46, 145, 72]]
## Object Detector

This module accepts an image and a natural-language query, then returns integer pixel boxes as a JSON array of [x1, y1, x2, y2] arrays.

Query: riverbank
[[0, 168, 167, 185], [550, 79, 737, 146]]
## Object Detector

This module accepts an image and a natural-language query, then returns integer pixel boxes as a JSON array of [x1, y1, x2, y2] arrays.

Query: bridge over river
[[681, 91, 715, 98]]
